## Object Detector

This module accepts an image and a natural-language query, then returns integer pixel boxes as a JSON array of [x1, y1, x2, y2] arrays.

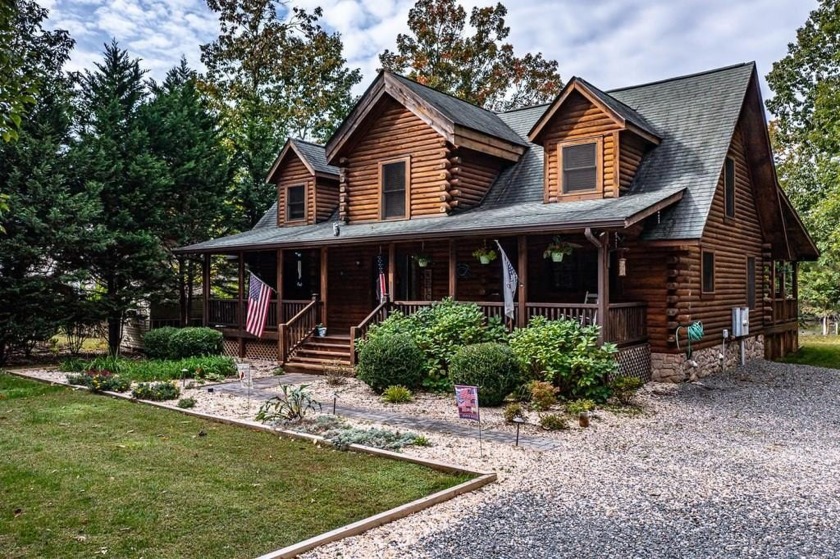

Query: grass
[[779, 335, 840, 369], [0, 374, 471, 559]]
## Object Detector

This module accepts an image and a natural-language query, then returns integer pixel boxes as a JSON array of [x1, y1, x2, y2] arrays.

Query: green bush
[[356, 333, 426, 394], [256, 385, 321, 422], [448, 342, 521, 406], [143, 327, 178, 360], [566, 398, 596, 416], [66, 371, 131, 393], [177, 397, 196, 409], [59, 355, 235, 382], [503, 401, 525, 423], [356, 298, 507, 391], [539, 413, 569, 431], [143, 327, 222, 360], [382, 385, 413, 403], [59, 357, 87, 373], [610, 375, 644, 405], [132, 381, 180, 401], [509, 316, 616, 402]]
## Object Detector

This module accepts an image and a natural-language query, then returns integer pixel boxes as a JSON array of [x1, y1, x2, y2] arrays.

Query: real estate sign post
[[455, 385, 482, 456]]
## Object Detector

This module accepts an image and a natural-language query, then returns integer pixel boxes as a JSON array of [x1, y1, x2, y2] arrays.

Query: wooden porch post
[[598, 235, 610, 344], [448, 240, 457, 299], [202, 253, 210, 327], [237, 252, 245, 358], [276, 249, 284, 362], [517, 236, 527, 328], [320, 247, 328, 326], [388, 243, 396, 301]]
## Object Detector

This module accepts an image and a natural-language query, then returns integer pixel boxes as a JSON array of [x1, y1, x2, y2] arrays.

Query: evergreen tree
[[379, 0, 563, 112], [71, 41, 171, 355], [144, 58, 231, 325], [201, 0, 361, 229]]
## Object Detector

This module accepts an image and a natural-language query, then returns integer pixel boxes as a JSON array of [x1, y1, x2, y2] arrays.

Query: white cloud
[[45, 0, 817, 109]]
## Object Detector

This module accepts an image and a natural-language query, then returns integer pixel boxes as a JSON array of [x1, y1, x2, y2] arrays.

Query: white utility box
[[731, 307, 750, 337]]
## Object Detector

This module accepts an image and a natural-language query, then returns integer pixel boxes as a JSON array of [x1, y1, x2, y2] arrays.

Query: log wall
[[541, 91, 622, 202], [315, 177, 339, 222], [619, 131, 648, 192], [275, 152, 315, 226], [340, 96, 450, 222], [446, 149, 504, 211]]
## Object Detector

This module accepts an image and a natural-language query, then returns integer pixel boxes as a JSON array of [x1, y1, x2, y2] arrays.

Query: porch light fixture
[[512, 416, 525, 447]]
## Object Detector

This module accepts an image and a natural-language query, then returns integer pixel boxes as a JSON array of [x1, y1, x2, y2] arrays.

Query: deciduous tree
[[379, 0, 563, 112]]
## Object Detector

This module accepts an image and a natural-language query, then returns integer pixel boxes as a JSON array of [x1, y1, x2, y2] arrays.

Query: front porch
[[201, 233, 648, 365]]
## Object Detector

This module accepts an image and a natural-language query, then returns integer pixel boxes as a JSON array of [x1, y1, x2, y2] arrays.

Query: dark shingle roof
[[575, 78, 660, 139], [291, 139, 338, 176], [179, 63, 757, 253], [390, 73, 529, 147]]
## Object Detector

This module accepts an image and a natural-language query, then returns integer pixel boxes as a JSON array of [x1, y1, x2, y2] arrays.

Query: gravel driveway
[[304, 361, 840, 558]]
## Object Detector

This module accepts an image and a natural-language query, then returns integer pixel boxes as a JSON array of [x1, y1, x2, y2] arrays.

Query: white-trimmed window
[[380, 157, 409, 219], [559, 139, 602, 194], [286, 185, 306, 221]]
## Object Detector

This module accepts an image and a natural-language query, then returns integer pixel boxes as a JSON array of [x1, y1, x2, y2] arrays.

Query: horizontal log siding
[[619, 242, 672, 353], [542, 91, 621, 202], [619, 131, 647, 192], [276, 153, 315, 226], [449, 149, 503, 211], [692, 124, 765, 350], [341, 96, 448, 222], [315, 177, 339, 223]]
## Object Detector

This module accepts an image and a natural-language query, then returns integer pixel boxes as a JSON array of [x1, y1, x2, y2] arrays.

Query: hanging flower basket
[[472, 247, 497, 265], [543, 237, 577, 262], [412, 254, 431, 268]]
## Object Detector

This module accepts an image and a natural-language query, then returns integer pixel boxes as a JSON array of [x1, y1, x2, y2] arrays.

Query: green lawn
[[780, 335, 840, 369], [0, 374, 471, 558]]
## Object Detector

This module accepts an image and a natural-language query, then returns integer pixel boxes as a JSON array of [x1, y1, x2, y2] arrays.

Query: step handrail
[[280, 297, 319, 363], [349, 299, 392, 365]]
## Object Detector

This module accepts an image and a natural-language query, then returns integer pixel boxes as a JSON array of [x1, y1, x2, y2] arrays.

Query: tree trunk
[[106, 277, 123, 356], [822, 314, 829, 336], [178, 256, 188, 327], [187, 258, 195, 327]]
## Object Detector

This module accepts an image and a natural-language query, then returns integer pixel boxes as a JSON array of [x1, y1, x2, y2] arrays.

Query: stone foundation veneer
[[651, 335, 765, 383]]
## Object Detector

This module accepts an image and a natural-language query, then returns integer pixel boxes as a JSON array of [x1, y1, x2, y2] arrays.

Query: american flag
[[495, 240, 518, 322], [245, 272, 273, 338], [377, 254, 388, 303]]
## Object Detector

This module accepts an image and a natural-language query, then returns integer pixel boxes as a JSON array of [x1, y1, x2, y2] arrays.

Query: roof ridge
[[608, 62, 753, 93], [497, 102, 551, 115], [388, 71, 501, 117], [291, 138, 326, 148]]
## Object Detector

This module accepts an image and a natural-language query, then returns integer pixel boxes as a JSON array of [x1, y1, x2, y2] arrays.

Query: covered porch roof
[[176, 188, 685, 254]]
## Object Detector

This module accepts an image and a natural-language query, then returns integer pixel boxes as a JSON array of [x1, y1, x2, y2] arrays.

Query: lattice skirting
[[615, 343, 651, 382], [245, 340, 279, 360], [222, 338, 239, 357]]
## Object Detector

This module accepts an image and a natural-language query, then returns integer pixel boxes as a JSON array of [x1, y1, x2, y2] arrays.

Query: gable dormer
[[529, 78, 660, 203], [266, 138, 339, 227], [325, 71, 527, 223]]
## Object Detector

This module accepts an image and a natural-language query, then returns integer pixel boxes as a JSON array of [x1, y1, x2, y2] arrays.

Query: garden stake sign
[[237, 362, 253, 412], [455, 385, 482, 457]]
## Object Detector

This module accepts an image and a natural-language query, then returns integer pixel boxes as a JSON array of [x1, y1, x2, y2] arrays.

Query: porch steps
[[283, 334, 353, 374]]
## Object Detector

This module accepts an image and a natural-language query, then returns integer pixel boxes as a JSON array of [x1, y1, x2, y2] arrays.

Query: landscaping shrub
[[503, 401, 525, 423], [322, 359, 353, 386], [356, 333, 425, 394], [143, 327, 178, 360], [255, 385, 321, 422], [528, 380, 557, 411], [539, 413, 569, 431], [60, 355, 235, 382], [610, 375, 644, 405], [132, 381, 180, 401], [301, 416, 428, 451], [449, 342, 520, 406], [143, 327, 222, 360], [566, 398, 596, 416], [509, 316, 617, 402], [382, 385, 413, 403], [177, 397, 196, 409], [59, 357, 87, 373], [357, 299, 506, 391], [66, 371, 131, 393]]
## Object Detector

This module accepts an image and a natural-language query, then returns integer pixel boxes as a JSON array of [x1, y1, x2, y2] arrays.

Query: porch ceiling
[[176, 188, 684, 254]]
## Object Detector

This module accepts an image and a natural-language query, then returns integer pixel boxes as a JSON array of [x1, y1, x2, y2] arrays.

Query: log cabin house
[[177, 63, 817, 382]]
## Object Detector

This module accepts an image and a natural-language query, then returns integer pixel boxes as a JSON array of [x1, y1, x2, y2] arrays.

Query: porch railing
[[350, 300, 393, 365], [607, 303, 648, 346], [525, 302, 598, 325], [279, 298, 319, 363], [772, 298, 797, 324], [208, 299, 312, 331]]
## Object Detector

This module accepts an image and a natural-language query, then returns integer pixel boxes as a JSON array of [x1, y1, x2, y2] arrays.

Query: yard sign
[[454, 385, 480, 421]]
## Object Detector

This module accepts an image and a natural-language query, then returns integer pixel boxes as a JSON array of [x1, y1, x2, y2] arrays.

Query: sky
[[38, 0, 818, 109]]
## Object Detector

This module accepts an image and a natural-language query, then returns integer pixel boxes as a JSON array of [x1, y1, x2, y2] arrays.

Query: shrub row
[[143, 327, 223, 360], [60, 355, 236, 382]]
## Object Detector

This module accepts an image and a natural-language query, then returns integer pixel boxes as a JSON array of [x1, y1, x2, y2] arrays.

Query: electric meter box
[[731, 307, 749, 338]]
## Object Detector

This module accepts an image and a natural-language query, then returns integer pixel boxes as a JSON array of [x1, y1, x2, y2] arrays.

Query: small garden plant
[[528, 380, 558, 411], [177, 397, 196, 409], [300, 416, 429, 452], [323, 359, 353, 386], [610, 375, 644, 405], [539, 413, 569, 431], [132, 381, 181, 401], [66, 370, 131, 393], [503, 401, 525, 423], [382, 385, 413, 403], [256, 385, 321, 422], [566, 398, 596, 416]]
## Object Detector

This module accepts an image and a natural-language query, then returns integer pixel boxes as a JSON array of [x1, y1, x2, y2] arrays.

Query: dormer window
[[560, 139, 601, 194], [286, 185, 306, 221], [380, 157, 409, 219]]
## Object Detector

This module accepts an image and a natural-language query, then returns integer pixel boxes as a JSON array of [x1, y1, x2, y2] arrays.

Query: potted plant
[[543, 237, 576, 262], [412, 253, 431, 268], [316, 323, 327, 337], [472, 246, 497, 265]]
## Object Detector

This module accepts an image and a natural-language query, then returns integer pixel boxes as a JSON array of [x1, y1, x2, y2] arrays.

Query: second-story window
[[724, 156, 735, 218], [561, 141, 598, 193], [286, 185, 305, 221], [381, 158, 408, 219]]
